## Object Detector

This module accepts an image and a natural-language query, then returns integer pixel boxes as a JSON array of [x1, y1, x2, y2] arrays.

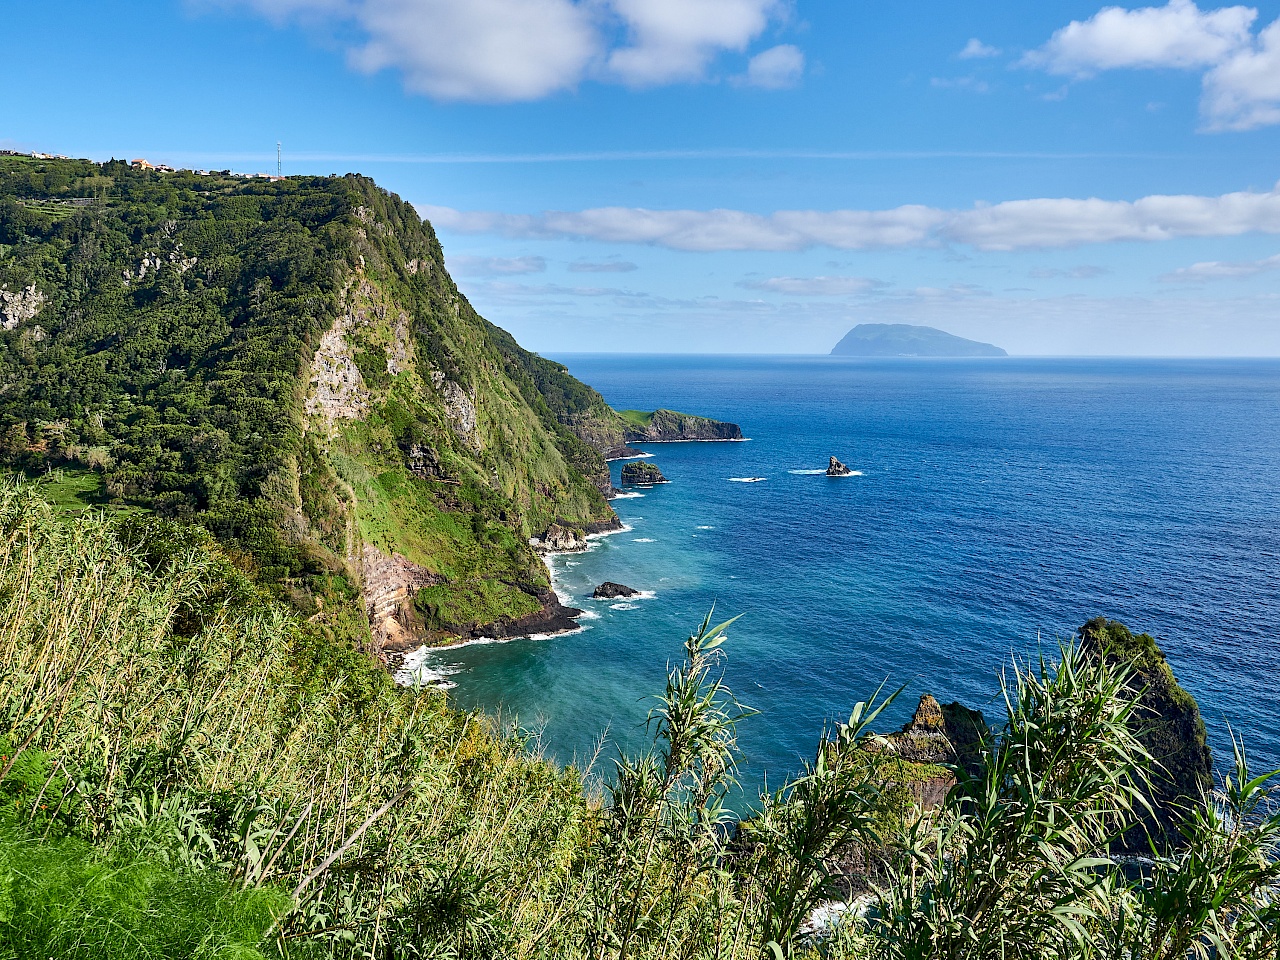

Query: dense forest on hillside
[[0, 156, 624, 646]]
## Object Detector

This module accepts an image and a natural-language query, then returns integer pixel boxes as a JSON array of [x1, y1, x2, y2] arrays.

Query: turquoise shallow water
[[411, 356, 1280, 792]]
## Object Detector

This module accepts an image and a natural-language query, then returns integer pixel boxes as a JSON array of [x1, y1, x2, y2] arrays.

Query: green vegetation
[[618, 409, 655, 428], [1, 484, 1277, 959], [0, 155, 617, 645]]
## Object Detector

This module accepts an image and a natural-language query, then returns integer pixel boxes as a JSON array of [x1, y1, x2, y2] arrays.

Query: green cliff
[[0, 156, 620, 652]]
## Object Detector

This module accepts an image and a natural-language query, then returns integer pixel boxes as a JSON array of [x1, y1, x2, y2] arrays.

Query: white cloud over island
[[420, 181, 1280, 252]]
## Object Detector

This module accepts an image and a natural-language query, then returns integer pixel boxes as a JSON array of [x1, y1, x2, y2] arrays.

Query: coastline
[[392, 520, 633, 687]]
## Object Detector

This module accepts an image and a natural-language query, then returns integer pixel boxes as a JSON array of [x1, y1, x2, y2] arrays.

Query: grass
[[11, 469, 147, 519], [0, 480, 1277, 959], [617, 410, 655, 428]]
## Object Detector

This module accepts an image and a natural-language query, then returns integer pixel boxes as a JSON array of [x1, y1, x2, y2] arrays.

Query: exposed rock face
[[620, 461, 668, 484], [535, 523, 589, 553], [593, 581, 639, 599], [305, 282, 371, 431], [439, 378, 479, 446], [1078, 617, 1213, 851], [361, 545, 444, 660], [875, 694, 988, 771], [826, 456, 852, 476], [0, 284, 46, 330], [624, 409, 743, 442]]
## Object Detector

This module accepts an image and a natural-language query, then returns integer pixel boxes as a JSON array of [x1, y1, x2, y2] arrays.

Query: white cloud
[[737, 275, 881, 295], [1161, 251, 1280, 280], [1202, 18, 1280, 128], [419, 182, 1280, 252], [1024, 1, 1280, 130], [1028, 264, 1111, 279], [448, 254, 546, 275], [607, 0, 782, 86], [958, 38, 1000, 59], [1024, 0, 1255, 75], [567, 258, 639, 272], [213, 0, 792, 100], [741, 44, 804, 88]]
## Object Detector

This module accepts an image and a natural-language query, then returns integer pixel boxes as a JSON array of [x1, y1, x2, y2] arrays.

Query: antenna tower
[[277, 141, 282, 178]]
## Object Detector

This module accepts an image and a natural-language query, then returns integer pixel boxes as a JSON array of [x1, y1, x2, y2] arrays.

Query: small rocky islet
[[593, 581, 640, 599], [620, 460, 669, 485]]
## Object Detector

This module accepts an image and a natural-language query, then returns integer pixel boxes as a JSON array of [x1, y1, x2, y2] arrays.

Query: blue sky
[[7, 0, 1280, 354]]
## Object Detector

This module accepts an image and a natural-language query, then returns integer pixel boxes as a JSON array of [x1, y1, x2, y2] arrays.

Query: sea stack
[[621, 461, 668, 484], [593, 582, 640, 599], [826, 456, 853, 476]]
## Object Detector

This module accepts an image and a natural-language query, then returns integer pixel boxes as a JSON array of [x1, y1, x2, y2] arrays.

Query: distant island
[[831, 323, 1007, 357]]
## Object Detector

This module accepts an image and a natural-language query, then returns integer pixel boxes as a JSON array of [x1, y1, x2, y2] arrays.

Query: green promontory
[[0, 156, 629, 653], [620, 408, 743, 441]]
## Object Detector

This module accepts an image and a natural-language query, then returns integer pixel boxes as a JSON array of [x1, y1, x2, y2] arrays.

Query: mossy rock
[[1078, 617, 1213, 850]]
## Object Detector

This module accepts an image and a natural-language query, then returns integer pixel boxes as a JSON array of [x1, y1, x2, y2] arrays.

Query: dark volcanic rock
[[620, 461, 668, 484], [826, 456, 852, 476], [624, 409, 743, 442], [1078, 617, 1213, 851], [593, 581, 639, 599]]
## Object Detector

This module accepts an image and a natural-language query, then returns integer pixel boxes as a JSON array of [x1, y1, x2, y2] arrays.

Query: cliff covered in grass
[[0, 156, 627, 652]]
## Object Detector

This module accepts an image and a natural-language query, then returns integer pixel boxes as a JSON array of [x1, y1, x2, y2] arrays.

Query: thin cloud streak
[[419, 181, 1280, 252]]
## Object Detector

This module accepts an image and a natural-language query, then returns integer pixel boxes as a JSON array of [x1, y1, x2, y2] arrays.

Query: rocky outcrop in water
[[1078, 617, 1213, 851], [826, 456, 852, 476], [620, 461, 668, 484], [624, 409, 743, 442], [593, 581, 639, 599]]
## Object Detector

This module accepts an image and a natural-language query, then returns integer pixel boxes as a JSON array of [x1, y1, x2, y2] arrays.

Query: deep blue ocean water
[[409, 356, 1280, 793]]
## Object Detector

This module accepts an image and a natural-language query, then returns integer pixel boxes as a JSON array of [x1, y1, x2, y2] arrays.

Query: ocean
[[403, 356, 1280, 794]]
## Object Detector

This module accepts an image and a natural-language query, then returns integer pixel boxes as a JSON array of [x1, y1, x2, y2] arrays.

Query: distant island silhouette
[[831, 323, 1007, 357]]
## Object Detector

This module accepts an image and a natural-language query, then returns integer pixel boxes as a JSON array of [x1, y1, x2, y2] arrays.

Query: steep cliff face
[[0, 157, 618, 655]]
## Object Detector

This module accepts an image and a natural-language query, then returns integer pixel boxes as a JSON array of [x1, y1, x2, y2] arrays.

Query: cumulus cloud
[[448, 254, 546, 276], [1202, 18, 1280, 128], [958, 38, 1001, 59], [567, 258, 639, 272], [741, 44, 804, 88], [607, 0, 782, 86], [1024, 0, 1254, 75], [1161, 251, 1280, 280], [737, 275, 882, 295], [212, 0, 792, 100], [419, 182, 1280, 252], [1024, 0, 1280, 130]]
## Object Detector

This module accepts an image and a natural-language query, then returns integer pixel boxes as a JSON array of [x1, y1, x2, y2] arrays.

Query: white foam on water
[[632, 537, 656, 543], [696, 525, 714, 530], [611, 491, 645, 499], [394, 649, 463, 690], [578, 609, 601, 620], [728, 477, 767, 483], [613, 451, 654, 460], [610, 602, 638, 611]]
